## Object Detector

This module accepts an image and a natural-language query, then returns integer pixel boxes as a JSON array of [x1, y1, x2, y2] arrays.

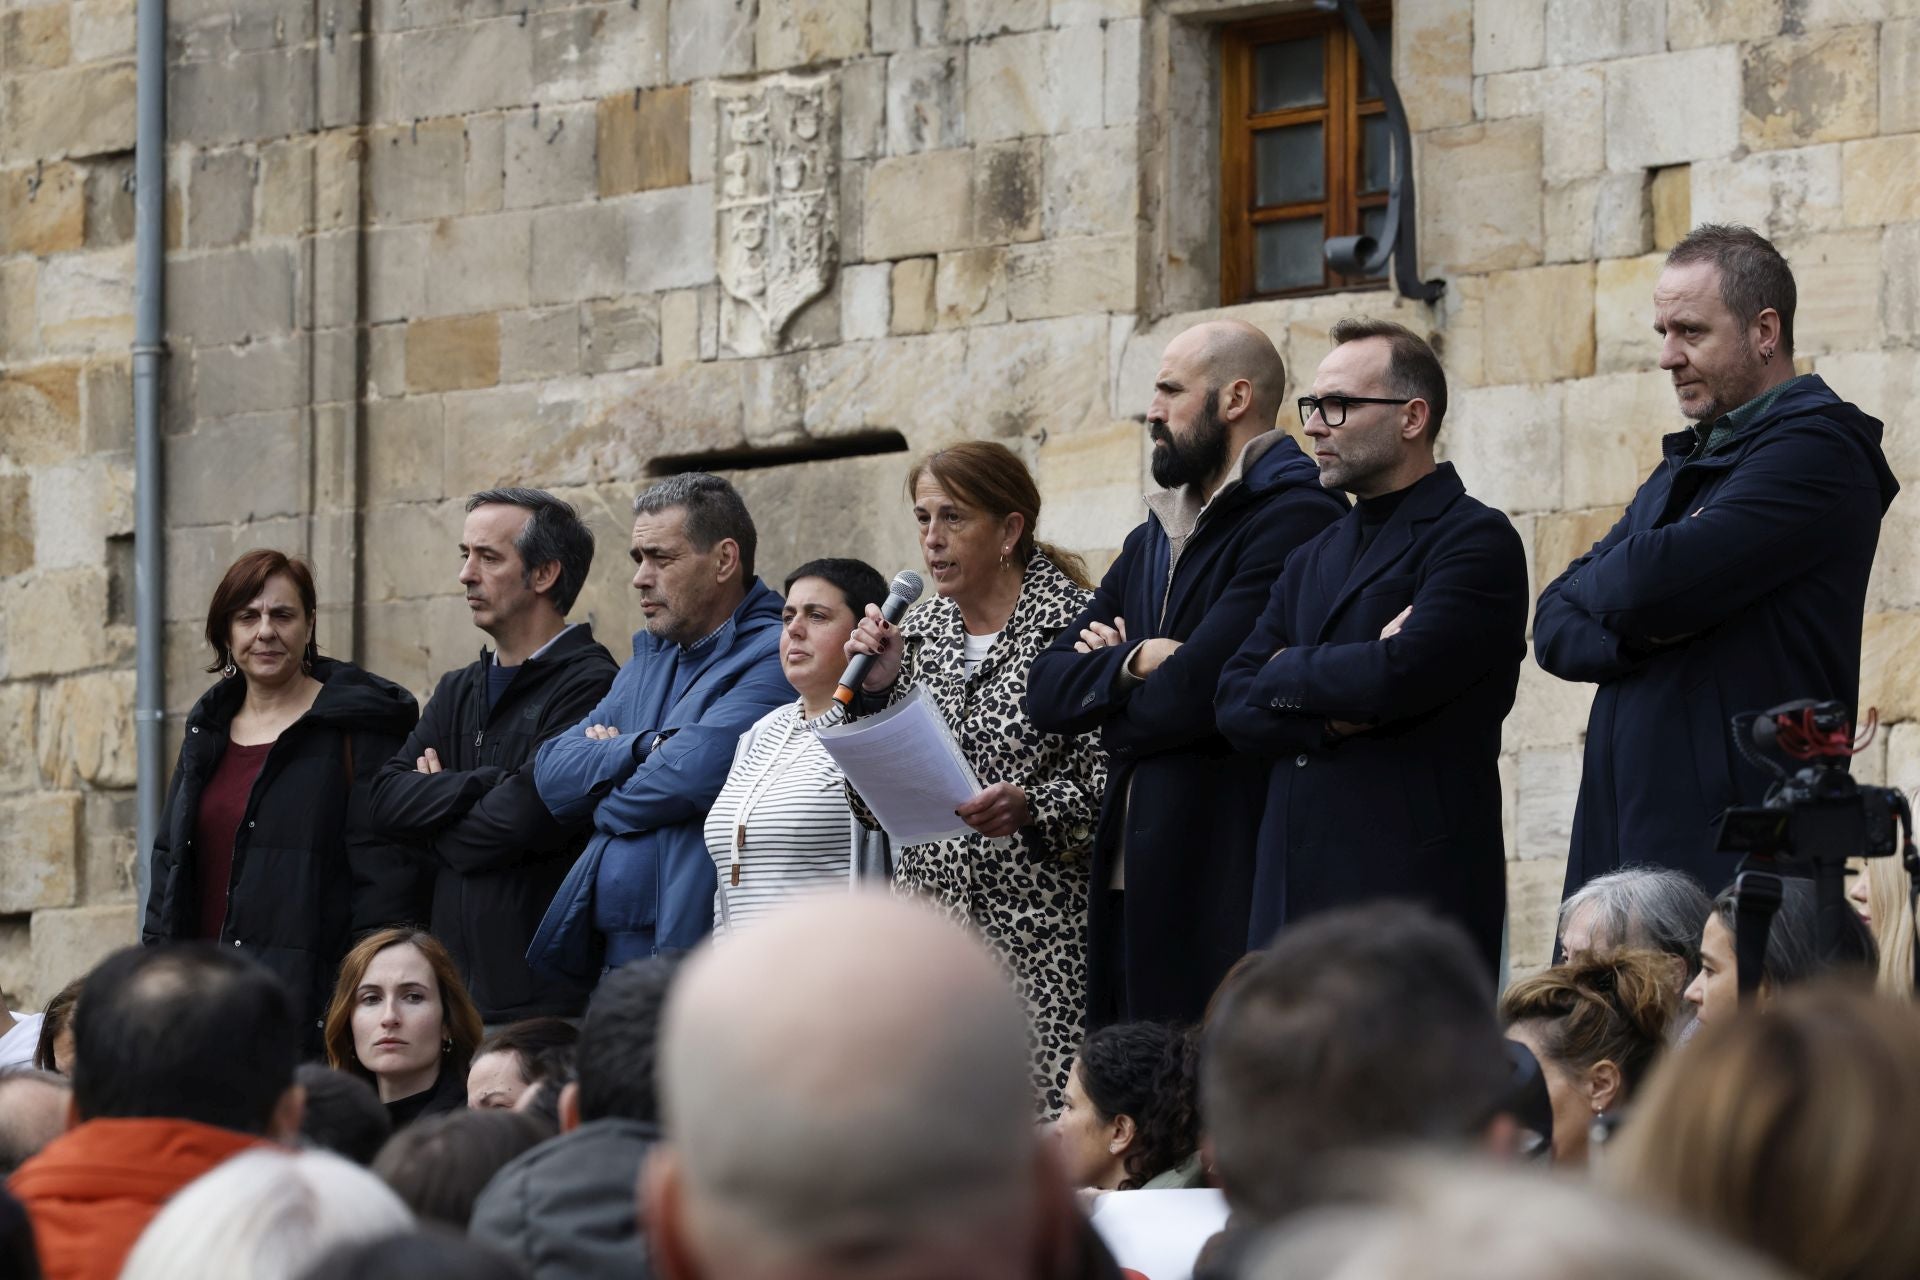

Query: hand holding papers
[[814, 686, 982, 845]]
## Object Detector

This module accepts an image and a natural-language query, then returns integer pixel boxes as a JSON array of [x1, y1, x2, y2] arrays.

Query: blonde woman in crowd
[[1848, 857, 1916, 999], [1608, 986, 1920, 1280]]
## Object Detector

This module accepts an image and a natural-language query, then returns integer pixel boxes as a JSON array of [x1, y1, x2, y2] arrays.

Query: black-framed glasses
[[1298, 394, 1412, 427]]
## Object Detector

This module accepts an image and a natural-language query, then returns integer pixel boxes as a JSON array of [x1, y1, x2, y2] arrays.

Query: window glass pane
[[1361, 203, 1389, 247], [1360, 113, 1392, 193], [1255, 217, 1326, 293], [1254, 37, 1324, 112], [1254, 123, 1326, 207], [1360, 22, 1392, 100]]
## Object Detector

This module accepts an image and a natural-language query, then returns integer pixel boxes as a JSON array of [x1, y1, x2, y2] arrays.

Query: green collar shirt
[[1687, 372, 1811, 460]]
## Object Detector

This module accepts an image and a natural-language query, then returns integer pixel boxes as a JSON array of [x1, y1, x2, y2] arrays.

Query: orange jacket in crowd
[[8, 1116, 267, 1280]]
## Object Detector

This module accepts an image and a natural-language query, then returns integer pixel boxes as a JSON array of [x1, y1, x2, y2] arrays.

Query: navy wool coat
[[1216, 463, 1529, 976], [1536, 374, 1898, 898], [1029, 434, 1347, 1027]]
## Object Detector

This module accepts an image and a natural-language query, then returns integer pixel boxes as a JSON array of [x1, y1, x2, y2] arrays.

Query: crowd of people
[[0, 218, 1909, 1279]]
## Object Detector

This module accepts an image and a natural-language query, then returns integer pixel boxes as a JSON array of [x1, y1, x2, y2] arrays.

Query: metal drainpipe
[[131, 0, 167, 924]]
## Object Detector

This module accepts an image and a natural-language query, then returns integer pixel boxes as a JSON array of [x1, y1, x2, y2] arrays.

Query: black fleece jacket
[[365, 624, 618, 1021]]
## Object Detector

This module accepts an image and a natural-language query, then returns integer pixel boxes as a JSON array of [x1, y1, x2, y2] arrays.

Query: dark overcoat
[[1028, 434, 1346, 1026], [1535, 375, 1898, 898], [1216, 463, 1528, 976]]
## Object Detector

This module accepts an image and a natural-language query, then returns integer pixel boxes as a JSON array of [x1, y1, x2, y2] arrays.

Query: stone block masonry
[[0, 0, 1916, 1003]]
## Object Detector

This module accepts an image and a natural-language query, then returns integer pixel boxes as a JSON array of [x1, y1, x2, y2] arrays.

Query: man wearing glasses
[[1029, 319, 1345, 1029], [1217, 318, 1529, 978]]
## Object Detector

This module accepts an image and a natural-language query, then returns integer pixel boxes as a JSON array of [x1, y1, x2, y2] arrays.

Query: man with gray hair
[[532, 473, 790, 980], [643, 893, 1117, 1280], [367, 488, 618, 1023], [1538, 224, 1898, 899]]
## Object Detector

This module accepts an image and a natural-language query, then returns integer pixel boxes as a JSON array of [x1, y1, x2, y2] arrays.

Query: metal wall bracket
[[1316, 0, 1445, 302]]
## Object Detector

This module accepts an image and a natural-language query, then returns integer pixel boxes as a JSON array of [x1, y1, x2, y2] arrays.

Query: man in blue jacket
[[531, 473, 791, 980], [1537, 224, 1899, 899], [1028, 320, 1346, 1028], [1217, 319, 1529, 977]]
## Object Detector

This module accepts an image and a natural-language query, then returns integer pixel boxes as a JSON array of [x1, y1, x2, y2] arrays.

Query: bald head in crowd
[[644, 894, 1075, 1280], [1148, 319, 1289, 496], [0, 1069, 69, 1174]]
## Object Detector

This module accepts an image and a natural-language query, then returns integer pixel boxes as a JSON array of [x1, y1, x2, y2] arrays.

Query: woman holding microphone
[[844, 441, 1105, 1113]]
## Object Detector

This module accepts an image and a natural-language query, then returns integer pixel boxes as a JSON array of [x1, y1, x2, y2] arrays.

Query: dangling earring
[[1761, 346, 1773, 362], [221, 653, 237, 679], [303, 636, 319, 673], [442, 1037, 452, 1056]]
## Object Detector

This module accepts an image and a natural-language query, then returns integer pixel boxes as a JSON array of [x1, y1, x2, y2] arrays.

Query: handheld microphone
[[834, 570, 925, 706]]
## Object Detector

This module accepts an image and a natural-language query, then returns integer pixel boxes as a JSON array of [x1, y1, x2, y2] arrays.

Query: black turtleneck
[[1354, 481, 1416, 554], [383, 1059, 469, 1131]]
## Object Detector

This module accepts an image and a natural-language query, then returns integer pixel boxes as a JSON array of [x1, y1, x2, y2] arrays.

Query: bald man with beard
[[642, 894, 1121, 1280], [1030, 319, 1346, 1028]]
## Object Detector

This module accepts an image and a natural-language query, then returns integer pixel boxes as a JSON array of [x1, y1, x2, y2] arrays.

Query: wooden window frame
[[1220, 3, 1392, 303]]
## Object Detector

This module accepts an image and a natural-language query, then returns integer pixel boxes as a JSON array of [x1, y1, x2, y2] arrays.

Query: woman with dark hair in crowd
[[509, 1046, 575, 1132], [372, 1109, 550, 1229], [32, 977, 79, 1073], [1686, 878, 1876, 1027], [705, 557, 890, 934], [1499, 949, 1676, 1167], [1608, 986, 1920, 1280], [324, 928, 484, 1130], [1049, 1022, 1202, 1192], [844, 441, 1104, 1112], [143, 550, 419, 1046], [466, 1018, 578, 1110]]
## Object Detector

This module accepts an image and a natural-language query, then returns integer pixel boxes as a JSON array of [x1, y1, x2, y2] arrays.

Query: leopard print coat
[[849, 552, 1105, 1115]]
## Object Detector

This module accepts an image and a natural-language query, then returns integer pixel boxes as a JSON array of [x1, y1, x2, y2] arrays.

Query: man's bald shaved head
[[649, 893, 1049, 1279], [1148, 319, 1289, 495], [1180, 319, 1289, 411]]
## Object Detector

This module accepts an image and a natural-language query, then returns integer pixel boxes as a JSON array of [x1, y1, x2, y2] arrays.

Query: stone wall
[[0, 0, 1915, 1003], [0, 0, 142, 1006]]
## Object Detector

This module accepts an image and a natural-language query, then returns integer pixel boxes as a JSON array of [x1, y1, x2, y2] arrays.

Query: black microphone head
[[889, 570, 925, 604]]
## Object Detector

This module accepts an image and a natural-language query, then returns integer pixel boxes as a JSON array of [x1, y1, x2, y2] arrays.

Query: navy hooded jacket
[[1537, 374, 1898, 897], [1027, 433, 1346, 1026]]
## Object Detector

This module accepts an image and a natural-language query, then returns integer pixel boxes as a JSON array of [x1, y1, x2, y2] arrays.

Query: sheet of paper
[[1088, 1189, 1229, 1280], [814, 685, 982, 846]]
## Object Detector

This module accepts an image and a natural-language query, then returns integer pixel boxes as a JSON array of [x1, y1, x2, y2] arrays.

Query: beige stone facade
[[1, 0, 1915, 1002]]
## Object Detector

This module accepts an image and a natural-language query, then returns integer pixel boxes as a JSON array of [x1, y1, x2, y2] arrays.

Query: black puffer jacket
[[143, 658, 420, 1045], [365, 625, 618, 1022]]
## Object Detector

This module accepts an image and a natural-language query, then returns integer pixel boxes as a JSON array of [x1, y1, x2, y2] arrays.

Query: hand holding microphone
[[836, 571, 924, 706]]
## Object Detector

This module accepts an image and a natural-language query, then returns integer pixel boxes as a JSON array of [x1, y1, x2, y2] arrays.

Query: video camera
[[1713, 700, 1917, 997]]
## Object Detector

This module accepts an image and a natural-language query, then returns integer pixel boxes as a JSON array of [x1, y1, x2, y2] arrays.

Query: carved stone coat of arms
[[714, 73, 840, 352]]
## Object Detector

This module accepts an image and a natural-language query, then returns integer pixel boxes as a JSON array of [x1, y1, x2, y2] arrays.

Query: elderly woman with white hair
[[118, 1148, 413, 1280]]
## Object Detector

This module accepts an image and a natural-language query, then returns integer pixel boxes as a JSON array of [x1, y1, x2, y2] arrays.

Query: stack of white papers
[[814, 686, 982, 845]]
